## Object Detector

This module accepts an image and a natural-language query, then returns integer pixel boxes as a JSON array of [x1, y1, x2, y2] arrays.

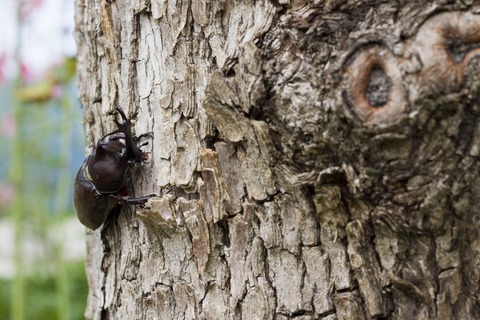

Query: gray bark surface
[[75, 0, 480, 319]]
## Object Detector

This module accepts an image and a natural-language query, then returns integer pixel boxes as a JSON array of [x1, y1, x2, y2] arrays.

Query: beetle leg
[[100, 204, 121, 233], [121, 194, 157, 205], [100, 130, 124, 142], [108, 193, 156, 204], [133, 132, 153, 141], [120, 194, 157, 205]]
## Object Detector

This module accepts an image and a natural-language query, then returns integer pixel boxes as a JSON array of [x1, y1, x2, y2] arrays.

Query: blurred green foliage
[[0, 2, 87, 319], [0, 56, 88, 319], [0, 262, 88, 320]]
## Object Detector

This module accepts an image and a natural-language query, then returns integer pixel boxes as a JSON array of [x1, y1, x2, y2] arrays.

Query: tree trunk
[[75, 1, 480, 319]]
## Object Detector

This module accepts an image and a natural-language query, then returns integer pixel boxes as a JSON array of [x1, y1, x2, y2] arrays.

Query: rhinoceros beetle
[[73, 105, 155, 230]]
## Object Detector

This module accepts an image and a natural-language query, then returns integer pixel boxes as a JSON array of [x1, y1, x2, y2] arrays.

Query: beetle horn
[[114, 103, 129, 123]]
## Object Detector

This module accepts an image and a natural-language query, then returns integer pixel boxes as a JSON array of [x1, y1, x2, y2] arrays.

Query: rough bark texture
[[75, 0, 480, 319]]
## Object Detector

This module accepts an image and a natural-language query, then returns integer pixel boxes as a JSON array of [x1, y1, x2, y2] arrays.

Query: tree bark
[[75, 1, 480, 319]]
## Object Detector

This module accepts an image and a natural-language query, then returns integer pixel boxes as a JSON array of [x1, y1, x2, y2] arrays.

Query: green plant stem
[[56, 247, 70, 320], [11, 2, 25, 319], [55, 96, 74, 320], [10, 85, 25, 320]]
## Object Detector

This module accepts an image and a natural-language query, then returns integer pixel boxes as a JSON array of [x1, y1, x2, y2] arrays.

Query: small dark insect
[[73, 105, 155, 230]]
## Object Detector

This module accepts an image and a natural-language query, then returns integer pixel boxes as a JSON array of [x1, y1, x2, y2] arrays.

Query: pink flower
[[0, 115, 16, 137], [0, 182, 14, 209], [21, 0, 44, 20], [0, 54, 6, 84], [51, 84, 63, 99], [20, 62, 34, 82]]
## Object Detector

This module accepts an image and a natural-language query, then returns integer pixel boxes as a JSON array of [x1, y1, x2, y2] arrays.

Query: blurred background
[[0, 0, 88, 319]]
